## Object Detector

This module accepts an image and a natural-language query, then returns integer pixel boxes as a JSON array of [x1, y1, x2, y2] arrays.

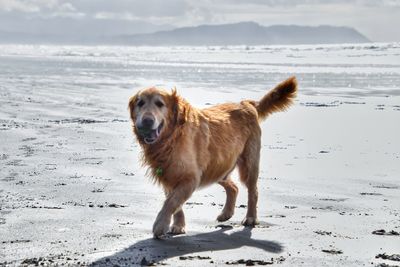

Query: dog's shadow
[[90, 225, 283, 266]]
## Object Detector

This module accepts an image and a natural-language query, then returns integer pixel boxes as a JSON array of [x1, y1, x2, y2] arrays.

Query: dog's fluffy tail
[[255, 76, 297, 121]]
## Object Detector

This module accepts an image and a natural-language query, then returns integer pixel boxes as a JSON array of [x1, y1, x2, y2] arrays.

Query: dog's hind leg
[[170, 208, 186, 235], [217, 177, 238, 222], [238, 134, 261, 226]]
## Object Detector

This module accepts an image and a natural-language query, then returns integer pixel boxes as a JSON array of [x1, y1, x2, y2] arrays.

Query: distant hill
[[0, 21, 370, 45], [117, 22, 370, 45]]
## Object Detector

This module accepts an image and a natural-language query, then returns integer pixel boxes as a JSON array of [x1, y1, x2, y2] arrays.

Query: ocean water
[[0, 43, 399, 98]]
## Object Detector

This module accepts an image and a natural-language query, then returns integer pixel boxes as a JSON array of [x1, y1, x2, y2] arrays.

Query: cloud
[[69, 0, 189, 18], [0, 0, 61, 12], [0, 0, 39, 12], [0, 0, 82, 19], [94, 12, 138, 21], [219, 0, 400, 7], [58, 2, 74, 12]]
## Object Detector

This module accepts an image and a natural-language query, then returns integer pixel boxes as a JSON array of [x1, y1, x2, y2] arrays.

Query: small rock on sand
[[372, 229, 400, 236], [322, 249, 343, 255], [179, 255, 211, 260], [375, 253, 400, 261]]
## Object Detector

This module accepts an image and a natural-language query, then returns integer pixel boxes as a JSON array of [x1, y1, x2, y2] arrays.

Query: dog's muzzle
[[137, 121, 164, 144]]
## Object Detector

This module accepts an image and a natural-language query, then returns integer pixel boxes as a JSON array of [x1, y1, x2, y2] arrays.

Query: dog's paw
[[153, 219, 170, 239], [169, 224, 186, 235], [217, 211, 234, 222], [241, 217, 259, 227]]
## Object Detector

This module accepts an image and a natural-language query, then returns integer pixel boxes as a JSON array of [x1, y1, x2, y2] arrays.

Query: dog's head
[[128, 87, 184, 145]]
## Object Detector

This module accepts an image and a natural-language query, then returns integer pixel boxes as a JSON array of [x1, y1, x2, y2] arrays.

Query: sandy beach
[[0, 43, 399, 266]]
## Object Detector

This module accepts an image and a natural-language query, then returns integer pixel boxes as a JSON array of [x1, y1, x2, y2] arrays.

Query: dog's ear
[[170, 88, 187, 126], [128, 93, 139, 121]]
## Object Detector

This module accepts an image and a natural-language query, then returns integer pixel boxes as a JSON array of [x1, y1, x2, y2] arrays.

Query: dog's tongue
[[139, 122, 163, 145], [149, 129, 159, 139], [144, 128, 160, 144]]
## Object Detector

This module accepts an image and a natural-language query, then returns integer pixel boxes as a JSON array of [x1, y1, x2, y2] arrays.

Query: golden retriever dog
[[129, 77, 297, 238]]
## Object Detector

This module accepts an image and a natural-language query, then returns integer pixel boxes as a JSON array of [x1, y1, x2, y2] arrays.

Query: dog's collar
[[155, 167, 163, 177]]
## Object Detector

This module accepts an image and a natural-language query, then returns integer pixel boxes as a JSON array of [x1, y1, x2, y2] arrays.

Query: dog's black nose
[[142, 117, 154, 128]]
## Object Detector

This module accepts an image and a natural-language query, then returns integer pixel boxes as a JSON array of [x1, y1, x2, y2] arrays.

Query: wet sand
[[1, 44, 399, 266]]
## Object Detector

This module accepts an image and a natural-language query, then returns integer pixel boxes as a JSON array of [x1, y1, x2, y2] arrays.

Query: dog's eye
[[137, 100, 145, 108], [155, 101, 164, 108]]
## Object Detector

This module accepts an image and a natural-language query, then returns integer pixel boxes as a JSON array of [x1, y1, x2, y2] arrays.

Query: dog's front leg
[[153, 180, 196, 238], [170, 208, 185, 235]]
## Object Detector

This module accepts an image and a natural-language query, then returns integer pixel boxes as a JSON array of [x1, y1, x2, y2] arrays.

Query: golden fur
[[129, 77, 297, 238]]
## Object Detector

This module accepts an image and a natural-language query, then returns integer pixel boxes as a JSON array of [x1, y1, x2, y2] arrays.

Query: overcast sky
[[0, 0, 399, 42]]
